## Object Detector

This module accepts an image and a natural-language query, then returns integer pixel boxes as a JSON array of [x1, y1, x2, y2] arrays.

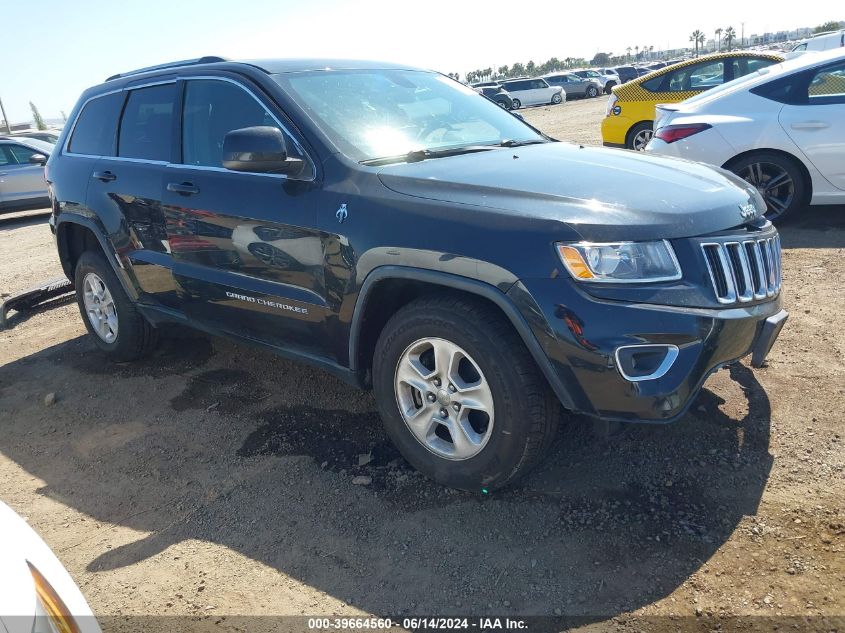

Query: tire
[[511, 98, 521, 109], [725, 152, 808, 223], [551, 93, 563, 105], [74, 250, 158, 361], [495, 98, 509, 109], [587, 86, 599, 98], [604, 81, 616, 94], [372, 294, 560, 491], [626, 121, 654, 151]]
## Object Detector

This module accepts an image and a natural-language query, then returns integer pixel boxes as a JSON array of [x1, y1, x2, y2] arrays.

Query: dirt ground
[[1, 97, 843, 631]]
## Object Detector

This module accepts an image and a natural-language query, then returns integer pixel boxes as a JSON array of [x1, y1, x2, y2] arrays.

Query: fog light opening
[[614, 344, 679, 382]]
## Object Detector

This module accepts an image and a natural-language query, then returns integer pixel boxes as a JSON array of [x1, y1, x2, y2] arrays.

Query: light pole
[[0, 96, 11, 134]]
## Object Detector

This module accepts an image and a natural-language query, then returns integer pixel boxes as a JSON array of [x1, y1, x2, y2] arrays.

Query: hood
[[377, 142, 764, 241]]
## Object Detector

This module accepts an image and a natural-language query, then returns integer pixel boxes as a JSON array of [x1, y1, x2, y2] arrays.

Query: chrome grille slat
[[701, 233, 781, 305]]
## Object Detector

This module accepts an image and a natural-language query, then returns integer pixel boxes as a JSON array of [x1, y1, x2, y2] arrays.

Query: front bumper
[[508, 278, 786, 423]]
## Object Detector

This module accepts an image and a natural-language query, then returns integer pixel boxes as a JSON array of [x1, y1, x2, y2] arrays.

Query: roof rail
[[105, 56, 229, 82]]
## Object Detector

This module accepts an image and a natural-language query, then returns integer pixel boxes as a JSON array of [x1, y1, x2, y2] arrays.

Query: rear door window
[[118, 84, 176, 161], [808, 62, 845, 102], [67, 92, 124, 156]]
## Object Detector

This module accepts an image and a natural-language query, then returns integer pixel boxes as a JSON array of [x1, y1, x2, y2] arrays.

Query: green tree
[[724, 26, 736, 51], [29, 101, 47, 130], [591, 52, 611, 66], [690, 30, 705, 56], [511, 62, 526, 77], [813, 20, 842, 33], [626, 46, 632, 62], [526, 60, 536, 75], [497, 65, 509, 78]]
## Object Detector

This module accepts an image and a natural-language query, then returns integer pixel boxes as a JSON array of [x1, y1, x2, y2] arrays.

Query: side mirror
[[29, 153, 48, 166], [222, 126, 304, 175]]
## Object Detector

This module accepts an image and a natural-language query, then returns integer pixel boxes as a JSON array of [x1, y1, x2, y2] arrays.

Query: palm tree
[[724, 26, 736, 51], [634, 45, 640, 61], [715, 27, 723, 52], [626, 46, 632, 62], [690, 30, 705, 56], [649, 45, 654, 60]]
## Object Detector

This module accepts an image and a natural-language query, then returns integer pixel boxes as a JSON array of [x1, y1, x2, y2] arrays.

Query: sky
[[2, 0, 841, 123]]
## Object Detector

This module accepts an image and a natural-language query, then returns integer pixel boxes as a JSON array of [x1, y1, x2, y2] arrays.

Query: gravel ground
[[0, 97, 843, 631]]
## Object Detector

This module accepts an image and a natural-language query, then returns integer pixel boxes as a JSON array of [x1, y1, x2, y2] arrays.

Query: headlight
[[556, 240, 682, 283]]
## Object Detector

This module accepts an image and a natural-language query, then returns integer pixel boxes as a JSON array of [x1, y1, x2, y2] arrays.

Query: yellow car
[[601, 51, 784, 150]]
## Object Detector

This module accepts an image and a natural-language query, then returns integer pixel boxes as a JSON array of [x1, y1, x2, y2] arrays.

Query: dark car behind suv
[[474, 85, 514, 109], [613, 66, 639, 82], [47, 57, 787, 491]]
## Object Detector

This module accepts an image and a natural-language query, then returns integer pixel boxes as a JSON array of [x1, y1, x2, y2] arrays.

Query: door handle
[[93, 170, 117, 182], [167, 182, 200, 196], [790, 121, 829, 130]]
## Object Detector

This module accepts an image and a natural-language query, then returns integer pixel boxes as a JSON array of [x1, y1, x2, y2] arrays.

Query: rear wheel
[[74, 251, 158, 361], [511, 98, 521, 109], [372, 295, 560, 491], [587, 85, 599, 98], [726, 152, 808, 223], [551, 93, 563, 105], [495, 98, 510, 109], [626, 121, 654, 151], [604, 81, 616, 93]]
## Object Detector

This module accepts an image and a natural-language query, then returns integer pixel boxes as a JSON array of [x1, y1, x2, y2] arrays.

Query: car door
[[162, 76, 330, 356], [570, 74, 589, 97], [532, 79, 548, 103], [85, 83, 185, 310], [779, 60, 845, 190], [0, 143, 48, 204]]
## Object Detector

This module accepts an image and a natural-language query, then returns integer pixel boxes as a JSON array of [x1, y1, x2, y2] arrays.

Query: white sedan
[[646, 48, 845, 221], [0, 501, 101, 633]]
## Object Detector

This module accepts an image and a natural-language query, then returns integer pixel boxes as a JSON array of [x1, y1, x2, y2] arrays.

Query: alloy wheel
[[394, 337, 494, 461], [82, 272, 118, 343], [740, 161, 794, 220], [632, 128, 653, 151]]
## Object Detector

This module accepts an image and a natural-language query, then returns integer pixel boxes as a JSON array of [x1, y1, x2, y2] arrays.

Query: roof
[[105, 56, 424, 81]]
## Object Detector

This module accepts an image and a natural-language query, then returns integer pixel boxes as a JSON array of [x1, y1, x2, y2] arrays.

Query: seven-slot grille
[[701, 234, 781, 304]]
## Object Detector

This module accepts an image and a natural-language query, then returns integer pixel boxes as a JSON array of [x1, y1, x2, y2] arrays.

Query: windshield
[[273, 69, 544, 162]]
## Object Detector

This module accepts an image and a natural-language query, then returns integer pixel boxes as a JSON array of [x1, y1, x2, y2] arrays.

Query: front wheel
[[511, 98, 521, 109], [604, 81, 616, 94], [551, 92, 563, 105], [626, 121, 654, 151], [587, 86, 599, 98], [727, 152, 808, 222], [74, 250, 158, 361], [372, 295, 559, 491]]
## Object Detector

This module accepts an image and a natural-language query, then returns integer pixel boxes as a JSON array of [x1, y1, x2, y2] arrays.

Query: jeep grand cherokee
[[46, 57, 787, 490]]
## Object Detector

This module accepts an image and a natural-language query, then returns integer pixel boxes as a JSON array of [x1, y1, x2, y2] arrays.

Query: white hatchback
[[498, 77, 565, 109], [646, 48, 845, 221]]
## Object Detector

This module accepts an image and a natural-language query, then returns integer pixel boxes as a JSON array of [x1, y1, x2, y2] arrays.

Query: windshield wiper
[[497, 139, 548, 148], [360, 144, 500, 166]]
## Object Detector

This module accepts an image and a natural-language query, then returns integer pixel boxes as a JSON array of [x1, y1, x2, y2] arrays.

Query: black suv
[[47, 57, 787, 491]]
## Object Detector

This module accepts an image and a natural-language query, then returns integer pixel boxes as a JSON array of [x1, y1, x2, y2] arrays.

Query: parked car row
[[602, 51, 785, 150]]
